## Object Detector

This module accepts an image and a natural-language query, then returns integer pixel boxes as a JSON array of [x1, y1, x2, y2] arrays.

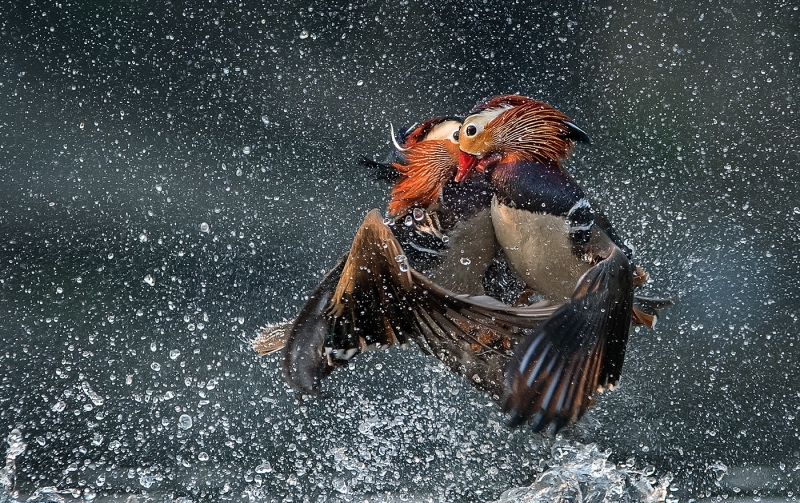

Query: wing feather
[[504, 246, 634, 431]]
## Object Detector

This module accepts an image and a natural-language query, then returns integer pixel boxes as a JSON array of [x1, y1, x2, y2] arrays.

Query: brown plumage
[[281, 209, 559, 398], [471, 96, 577, 166], [387, 125, 460, 215]]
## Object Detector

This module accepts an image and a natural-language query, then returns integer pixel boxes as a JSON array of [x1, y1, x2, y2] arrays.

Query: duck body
[[394, 175, 497, 296], [489, 160, 592, 302]]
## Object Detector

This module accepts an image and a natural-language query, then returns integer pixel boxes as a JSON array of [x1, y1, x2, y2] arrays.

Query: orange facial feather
[[387, 140, 459, 216]]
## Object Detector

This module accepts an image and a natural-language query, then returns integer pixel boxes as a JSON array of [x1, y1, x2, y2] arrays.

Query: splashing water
[[0, 429, 25, 495], [491, 439, 673, 503]]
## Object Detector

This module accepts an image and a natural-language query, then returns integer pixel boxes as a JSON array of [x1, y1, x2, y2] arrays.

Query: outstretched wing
[[503, 245, 634, 432], [281, 259, 346, 394], [282, 209, 558, 398]]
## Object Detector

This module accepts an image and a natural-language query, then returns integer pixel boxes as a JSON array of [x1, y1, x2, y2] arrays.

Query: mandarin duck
[[456, 95, 671, 431]]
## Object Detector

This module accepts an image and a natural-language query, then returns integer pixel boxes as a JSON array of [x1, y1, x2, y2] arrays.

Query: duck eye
[[465, 124, 477, 137], [452, 130, 459, 141]]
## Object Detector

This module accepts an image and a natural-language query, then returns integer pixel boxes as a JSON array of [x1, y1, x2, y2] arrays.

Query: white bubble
[[178, 414, 193, 430], [200, 222, 210, 233]]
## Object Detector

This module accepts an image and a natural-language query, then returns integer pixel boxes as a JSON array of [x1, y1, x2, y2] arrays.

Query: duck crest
[[487, 102, 577, 168], [469, 94, 535, 114]]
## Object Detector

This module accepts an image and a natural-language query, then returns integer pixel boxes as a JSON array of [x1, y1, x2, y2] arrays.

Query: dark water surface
[[1, 0, 798, 501]]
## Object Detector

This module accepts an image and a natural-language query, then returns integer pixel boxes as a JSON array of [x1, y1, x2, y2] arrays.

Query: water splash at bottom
[[0, 427, 680, 503]]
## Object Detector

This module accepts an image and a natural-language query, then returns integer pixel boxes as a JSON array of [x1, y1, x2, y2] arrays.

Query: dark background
[[1, 0, 798, 501]]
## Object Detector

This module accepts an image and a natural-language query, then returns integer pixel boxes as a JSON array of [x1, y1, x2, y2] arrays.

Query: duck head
[[387, 117, 462, 215], [456, 95, 590, 182]]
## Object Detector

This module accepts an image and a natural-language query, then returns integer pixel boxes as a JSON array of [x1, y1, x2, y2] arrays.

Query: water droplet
[[187, 323, 196, 331], [395, 254, 407, 263], [155, 184, 163, 192], [382, 217, 392, 225], [356, 80, 364, 86], [82, 382, 105, 406], [169, 349, 181, 360], [178, 414, 193, 430], [399, 263, 409, 273], [441, 235, 450, 244], [56, 287, 63, 294], [460, 257, 471, 266], [143, 274, 155, 286], [139, 233, 148, 242], [261, 115, 270, 127], [255, 461, 272, 474], [404, 215, 413, 227], [52, 401, 66, 413], [198, 452, 209, 462], [200, 222, 210, 233], [299, 30, 309, 39], [412, 208, 425, 221], [242, 146, 251, 155], [150, 362, 161, 371]]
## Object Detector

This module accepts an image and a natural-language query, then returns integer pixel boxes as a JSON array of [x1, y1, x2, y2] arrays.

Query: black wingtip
[[502, 247, 634, 433], [281, 260, 346, 395], [564, 121, 591, 145]]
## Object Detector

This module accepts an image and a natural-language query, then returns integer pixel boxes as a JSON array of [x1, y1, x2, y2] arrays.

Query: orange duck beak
[[456, 151, 480, 182]]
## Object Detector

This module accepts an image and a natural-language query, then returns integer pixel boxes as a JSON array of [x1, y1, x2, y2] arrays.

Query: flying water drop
[[178, 414, 193, 430]]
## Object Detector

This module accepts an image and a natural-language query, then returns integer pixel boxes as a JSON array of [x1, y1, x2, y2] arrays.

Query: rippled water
[[1, 0, 798, 501]]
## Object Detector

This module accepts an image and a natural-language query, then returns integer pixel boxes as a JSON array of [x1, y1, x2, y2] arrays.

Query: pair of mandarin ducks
[[256, 95, 672, 433]]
